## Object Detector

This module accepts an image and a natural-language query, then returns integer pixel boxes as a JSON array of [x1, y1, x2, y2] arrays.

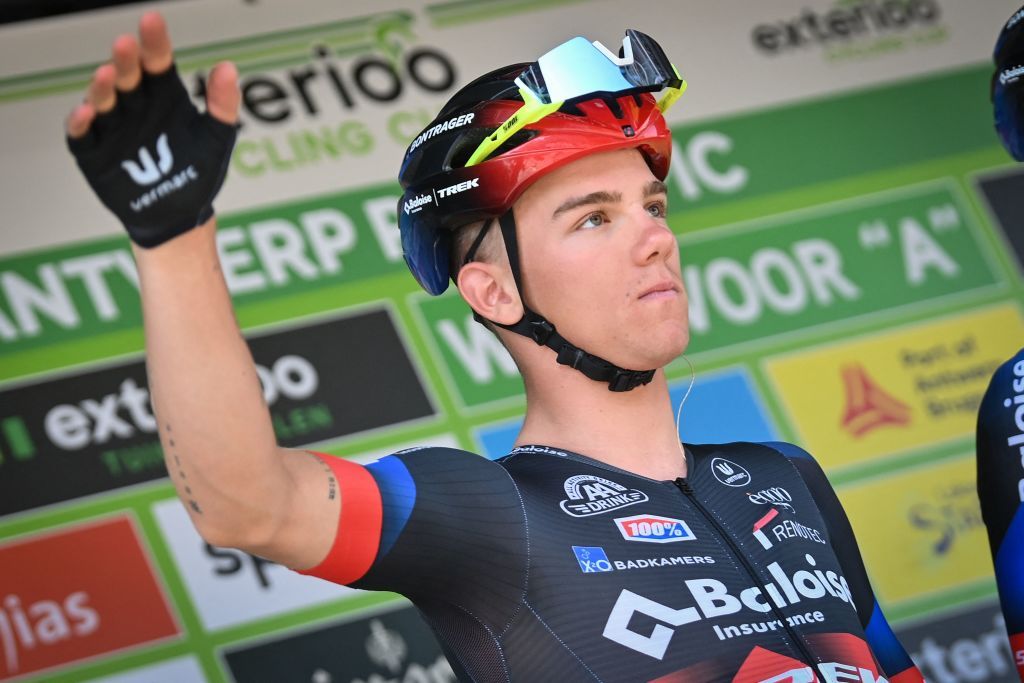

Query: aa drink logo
[[751, 0, 947, 62], [0, 308, 433, 516], [0, 517, 177, 681], [559, 474, 649, 517]]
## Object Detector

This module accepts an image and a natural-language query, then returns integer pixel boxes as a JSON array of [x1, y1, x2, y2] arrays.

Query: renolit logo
[[751, 0, 946, 61]]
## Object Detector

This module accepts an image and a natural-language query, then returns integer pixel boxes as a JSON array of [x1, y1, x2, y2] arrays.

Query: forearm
[[136, 218, 290, 546]]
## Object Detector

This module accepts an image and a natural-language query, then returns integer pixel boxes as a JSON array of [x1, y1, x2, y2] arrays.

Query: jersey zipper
[[673, 476, 822, 675]]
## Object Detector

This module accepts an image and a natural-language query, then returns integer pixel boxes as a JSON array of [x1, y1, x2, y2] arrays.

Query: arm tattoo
[[166, 422, 203, 514], [306, 452, 337, 501]]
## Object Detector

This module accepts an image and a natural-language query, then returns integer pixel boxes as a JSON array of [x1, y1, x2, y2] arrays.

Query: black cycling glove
[[67, 64, 237, 248], [994, 6, 1024, 161]]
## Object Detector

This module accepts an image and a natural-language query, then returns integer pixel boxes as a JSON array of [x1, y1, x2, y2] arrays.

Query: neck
[[515, 363, 688, 481]]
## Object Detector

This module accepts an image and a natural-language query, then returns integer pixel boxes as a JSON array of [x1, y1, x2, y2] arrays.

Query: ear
[[456, 261, 523, 326]]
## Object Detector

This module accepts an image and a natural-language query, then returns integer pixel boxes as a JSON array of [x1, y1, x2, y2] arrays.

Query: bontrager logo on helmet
[[407, 112, 475, 155]]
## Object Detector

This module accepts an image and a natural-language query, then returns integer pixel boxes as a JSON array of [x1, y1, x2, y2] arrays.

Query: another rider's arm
[[764, 442, 925, 683], [66, 13, 340, 570]]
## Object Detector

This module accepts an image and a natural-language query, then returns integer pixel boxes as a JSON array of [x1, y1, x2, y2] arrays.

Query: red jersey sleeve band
[[297, 452, 383, 585]]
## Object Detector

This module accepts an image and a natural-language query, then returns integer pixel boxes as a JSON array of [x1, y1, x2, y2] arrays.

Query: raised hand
[[66, 11, 241, 247]]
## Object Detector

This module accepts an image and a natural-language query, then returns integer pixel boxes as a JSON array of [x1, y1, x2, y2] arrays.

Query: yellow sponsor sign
[[764, 304, 1024, 469], [838, 455, 991, 605]]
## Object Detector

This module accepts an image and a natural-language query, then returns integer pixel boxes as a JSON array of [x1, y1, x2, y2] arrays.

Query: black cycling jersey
[[977, 347, 1024, 682], [301, 441, 921, 683]]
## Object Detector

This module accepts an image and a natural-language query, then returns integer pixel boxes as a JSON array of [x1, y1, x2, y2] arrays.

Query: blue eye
[[579, 212, 606, 229], [647, 202, 667, 218]]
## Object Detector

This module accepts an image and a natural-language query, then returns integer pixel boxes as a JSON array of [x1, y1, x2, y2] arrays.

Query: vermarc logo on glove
[[67, 66, 237, 248]]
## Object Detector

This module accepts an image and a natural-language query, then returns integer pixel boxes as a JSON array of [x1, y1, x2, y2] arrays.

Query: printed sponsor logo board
[[0, 516, 178, 681], [975, 168, 1024, 275], [750, 0, 949, 62], [837, 455, 991, 605], [681, 183, 999, 355], [152, 498, 355, 632], [222, 602, 454, 683], [0, 309, 434, 516], [898, 602, 1018, 683], [765, 304, 1024, 469], [83, 656, 206, 683]]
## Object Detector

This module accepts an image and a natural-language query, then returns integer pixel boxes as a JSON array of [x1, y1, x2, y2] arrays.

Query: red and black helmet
[[398, 39, 677, 295], [397, 30, 683, 391]]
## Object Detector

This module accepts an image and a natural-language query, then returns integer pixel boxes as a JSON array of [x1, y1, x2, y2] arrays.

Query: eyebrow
[[551, 180, 668, 219]]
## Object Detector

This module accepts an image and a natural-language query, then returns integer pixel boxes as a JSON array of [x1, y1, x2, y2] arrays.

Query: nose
[[630, 210, 677, 265]]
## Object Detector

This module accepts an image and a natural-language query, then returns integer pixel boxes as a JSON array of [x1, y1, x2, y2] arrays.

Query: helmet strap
[[477, 210, 656, 392]]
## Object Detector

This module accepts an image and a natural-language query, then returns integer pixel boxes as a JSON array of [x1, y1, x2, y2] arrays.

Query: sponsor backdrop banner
[[0, 0, 1022, 680]]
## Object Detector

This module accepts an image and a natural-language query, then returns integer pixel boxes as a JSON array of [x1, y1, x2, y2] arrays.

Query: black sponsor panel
[[223, 602, 455, 683], [899, 601, 1017, 683], [0, 309, 433, 516], [977, 169, 1024, 272]]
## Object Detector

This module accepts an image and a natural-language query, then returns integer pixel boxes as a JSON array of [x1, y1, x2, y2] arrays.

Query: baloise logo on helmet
[[402, 193, 432, 215], [560, 475, 649, 517]]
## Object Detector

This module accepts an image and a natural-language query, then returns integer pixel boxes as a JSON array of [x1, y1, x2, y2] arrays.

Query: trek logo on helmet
[[437, 177, 479, 198]]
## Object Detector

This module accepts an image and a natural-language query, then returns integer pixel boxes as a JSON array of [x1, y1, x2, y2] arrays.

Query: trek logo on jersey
[[614, 514, 695, 544], [572, 546, 614, 573], [747, 486, 796, 513], [559, 475, 649, 517], [711, 458, 751, 487]]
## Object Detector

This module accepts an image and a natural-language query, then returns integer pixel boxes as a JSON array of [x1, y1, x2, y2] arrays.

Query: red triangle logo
[[839, 363, 912, 438]]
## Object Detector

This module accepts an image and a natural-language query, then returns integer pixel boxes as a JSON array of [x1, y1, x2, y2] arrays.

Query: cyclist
[[981, 8, 1024, 681], [66, 12, 923, 682]]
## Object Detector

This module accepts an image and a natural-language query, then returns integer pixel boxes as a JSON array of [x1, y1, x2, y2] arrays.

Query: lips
[[638, 280, 679, 300]]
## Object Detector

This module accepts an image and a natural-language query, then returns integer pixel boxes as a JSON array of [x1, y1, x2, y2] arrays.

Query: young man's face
[[512, 147, 689, 371]]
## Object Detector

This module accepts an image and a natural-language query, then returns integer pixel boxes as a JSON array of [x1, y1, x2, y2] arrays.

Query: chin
[[620, 323, 690, 370]]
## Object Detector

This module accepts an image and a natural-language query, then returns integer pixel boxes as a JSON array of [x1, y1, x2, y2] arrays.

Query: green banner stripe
[[427, 0, 591, 26], [0, 12, 412, 101]]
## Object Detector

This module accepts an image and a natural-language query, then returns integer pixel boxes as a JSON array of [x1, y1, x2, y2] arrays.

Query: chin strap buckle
[[608, 369, 656, 392], [529, 319, 556, 345]]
